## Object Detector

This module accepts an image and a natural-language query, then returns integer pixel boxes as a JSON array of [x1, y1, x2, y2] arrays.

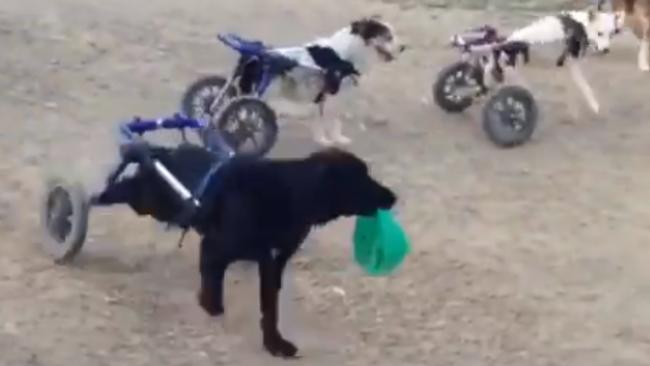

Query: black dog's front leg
[[259, 253, 298, 358], [198, 236, 228, 316]]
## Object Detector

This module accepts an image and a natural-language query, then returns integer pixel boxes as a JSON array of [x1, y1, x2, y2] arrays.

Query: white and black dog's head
[[348, 16, 406, 62], [566, 7, 622, 53], [272, 17, 404, 104], [507, 6, 621, 55]]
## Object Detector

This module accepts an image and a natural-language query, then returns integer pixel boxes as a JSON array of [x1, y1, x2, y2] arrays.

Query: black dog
[[93, 145, 397, 357]]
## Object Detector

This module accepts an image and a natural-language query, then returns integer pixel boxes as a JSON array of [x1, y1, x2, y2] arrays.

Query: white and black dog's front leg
[[312, 98, 352, 146], [567, 57, 600, 114], [312, 99, 333, 146], [329, 111, 352, 145]]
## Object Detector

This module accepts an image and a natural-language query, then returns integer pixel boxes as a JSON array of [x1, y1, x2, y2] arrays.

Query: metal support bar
[[153, 160, 200, 207]]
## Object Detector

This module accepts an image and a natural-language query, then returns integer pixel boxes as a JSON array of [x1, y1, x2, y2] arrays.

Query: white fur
[[270, 27, 371, 105], [263, 21, 403, 145], [639, 39, 650, 71], [507, 16, 566, 44], [503, 9, 618, 116], [614, 10, 627, 30], [507, 10, 619, 52], [567, 57, 600, 113], [568, 10, 619, 52], [307, 27, 370, 71]]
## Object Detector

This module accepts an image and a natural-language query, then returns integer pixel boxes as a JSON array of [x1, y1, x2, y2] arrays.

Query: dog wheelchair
[[182, 33, 351, 157], [40, 114, 233, 263], [433, 25, 539, 148], [181, 33, 286, 158]]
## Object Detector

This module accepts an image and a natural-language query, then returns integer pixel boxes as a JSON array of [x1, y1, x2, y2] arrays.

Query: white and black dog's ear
[[350, 16, 406, 61], [587, 7, 597, 22], [350, 17, 393, 43]]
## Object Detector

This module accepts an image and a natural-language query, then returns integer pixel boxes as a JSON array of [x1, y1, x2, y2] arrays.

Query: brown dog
[[611, 0, 650, 71]]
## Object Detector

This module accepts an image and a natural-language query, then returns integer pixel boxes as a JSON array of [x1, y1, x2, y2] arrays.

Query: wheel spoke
[[248, 132, 260, 150]]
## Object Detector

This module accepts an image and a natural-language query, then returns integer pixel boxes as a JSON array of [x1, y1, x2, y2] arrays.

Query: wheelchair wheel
[[180, 75, 237, 121], [205, 96, 278, 158], [482, 85, 538, 148], [433, 61, 481, 113], [39, 176, 90, 264]]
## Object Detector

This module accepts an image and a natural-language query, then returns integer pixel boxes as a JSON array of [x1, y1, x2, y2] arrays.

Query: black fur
[[497, 41, 531, 66], [93, 145, 397, 358], [556, 14, 590, 66], [306, 45, 360, 103], [238, 53, 299, 94], [350, 18, 392, 43], [490, 41, 531, 82]]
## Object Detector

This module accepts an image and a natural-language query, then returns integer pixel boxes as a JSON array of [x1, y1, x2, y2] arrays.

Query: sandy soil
[[2, 0, 650, 365]]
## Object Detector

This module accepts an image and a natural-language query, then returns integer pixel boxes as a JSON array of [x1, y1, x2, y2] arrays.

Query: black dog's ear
[[309, 147, 345, 174], [309, 148, 364, 180], [309, 147, 353, 161]]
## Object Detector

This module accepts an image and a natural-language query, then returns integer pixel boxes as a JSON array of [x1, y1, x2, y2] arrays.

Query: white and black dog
[[262, 17, 405, 146], [484, 5, 621, 114]]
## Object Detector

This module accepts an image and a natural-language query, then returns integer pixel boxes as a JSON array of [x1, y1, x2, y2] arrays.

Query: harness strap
[[194, 160, 226, 199], [175, 159, 227, 248], [313, 67, 360, 104]]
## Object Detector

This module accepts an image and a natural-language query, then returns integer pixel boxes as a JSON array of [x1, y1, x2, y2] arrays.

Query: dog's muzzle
[[594, 46, 610, 55]]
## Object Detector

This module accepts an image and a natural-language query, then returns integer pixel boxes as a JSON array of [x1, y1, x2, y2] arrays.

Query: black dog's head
[[310, 148, 396, 222]]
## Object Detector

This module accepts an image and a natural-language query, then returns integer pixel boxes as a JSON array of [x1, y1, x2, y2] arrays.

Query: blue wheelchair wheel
[[212, 96, 278, 158], [181, 75, 237, 121]]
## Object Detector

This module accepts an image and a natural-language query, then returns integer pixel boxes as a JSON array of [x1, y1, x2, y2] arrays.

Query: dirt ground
[[2, 0, 650, 365]]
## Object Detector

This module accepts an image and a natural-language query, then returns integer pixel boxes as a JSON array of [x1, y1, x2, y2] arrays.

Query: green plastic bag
[[353, 209, 411, 276]]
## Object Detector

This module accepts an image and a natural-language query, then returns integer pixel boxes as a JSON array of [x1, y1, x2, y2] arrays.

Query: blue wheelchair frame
[[95, 114, 233, 214], [98, 32, 305, 212], [205, 33, 300, 112]]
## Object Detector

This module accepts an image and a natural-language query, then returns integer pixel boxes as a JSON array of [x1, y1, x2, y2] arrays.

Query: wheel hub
[[444, 69, 478, 101]]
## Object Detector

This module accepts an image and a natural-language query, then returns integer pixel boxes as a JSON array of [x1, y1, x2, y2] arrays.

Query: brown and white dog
[[611, 0, 650, 71]]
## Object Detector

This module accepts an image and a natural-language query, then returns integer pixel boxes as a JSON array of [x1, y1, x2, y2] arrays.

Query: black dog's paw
[[264, 336, 299, 358], [197, 290, 224, 316]]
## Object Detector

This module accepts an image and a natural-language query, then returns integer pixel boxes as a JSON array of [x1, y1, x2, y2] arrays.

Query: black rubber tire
[[209, 96, 278, 158], [39, 177, 90, 264], [433, 61, 478, 113], [180, 75, 237, 120], [482, 85, 538, 148]]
